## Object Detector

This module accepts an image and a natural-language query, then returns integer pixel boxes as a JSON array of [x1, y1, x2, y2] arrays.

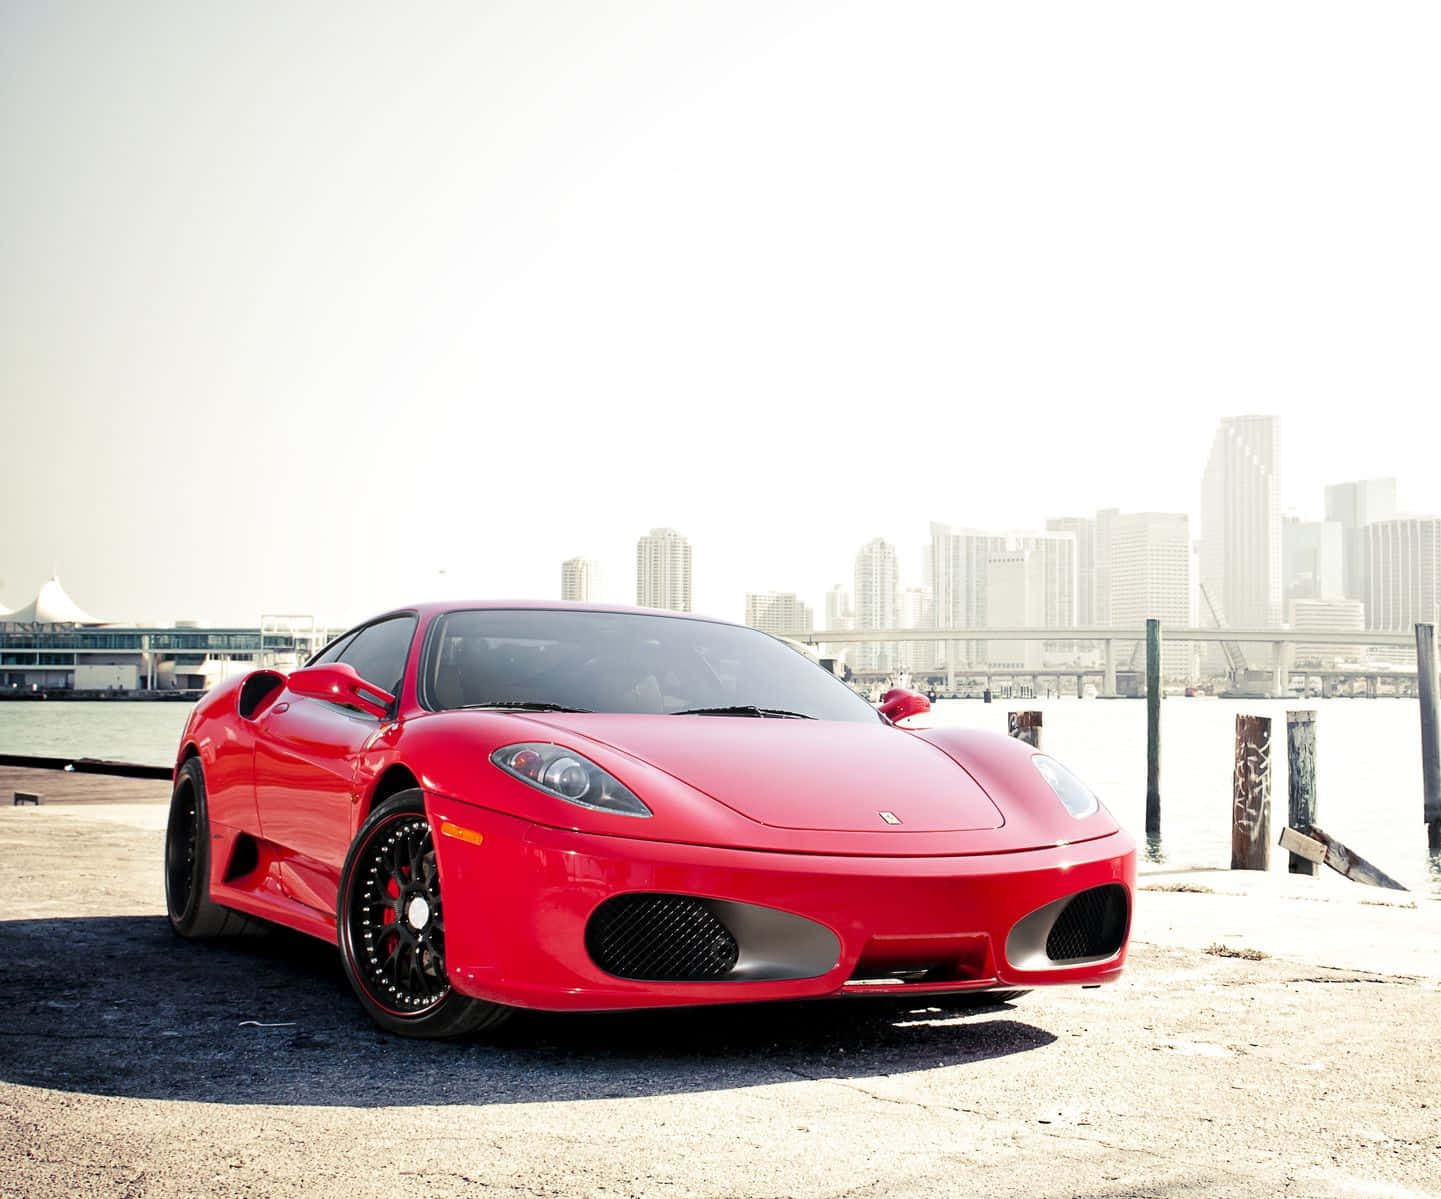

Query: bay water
[[3, 696, 1437, 896]]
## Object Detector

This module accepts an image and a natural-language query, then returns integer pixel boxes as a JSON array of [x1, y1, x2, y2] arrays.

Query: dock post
[[1232, 714, 1272, 870], [1286, 710, 1318, 876], [1416, 623, 1441, 850], [1008, 710, 1042, 748], [1146, 619, 1161, 839]]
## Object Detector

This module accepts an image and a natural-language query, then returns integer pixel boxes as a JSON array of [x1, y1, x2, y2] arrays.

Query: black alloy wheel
[[164, 757, 263, 939], [337, 791, 510, 1038]]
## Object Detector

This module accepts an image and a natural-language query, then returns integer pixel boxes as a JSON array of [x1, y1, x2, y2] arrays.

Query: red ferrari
[[165, 602, 1135, 1038]]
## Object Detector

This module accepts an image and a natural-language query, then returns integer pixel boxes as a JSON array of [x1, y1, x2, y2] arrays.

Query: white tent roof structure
[[4, 577, 98, 624]]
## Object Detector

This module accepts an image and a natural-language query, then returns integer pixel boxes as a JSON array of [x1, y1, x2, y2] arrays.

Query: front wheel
[[336, 791, 511, 1038], [165, 757, 263, 939]]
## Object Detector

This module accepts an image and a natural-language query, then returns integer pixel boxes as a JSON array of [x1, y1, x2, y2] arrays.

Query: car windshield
[[422, 608, 877, 723]]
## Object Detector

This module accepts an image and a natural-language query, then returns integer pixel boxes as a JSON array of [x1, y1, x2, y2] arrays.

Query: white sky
[[3, 1, 1438, 628]]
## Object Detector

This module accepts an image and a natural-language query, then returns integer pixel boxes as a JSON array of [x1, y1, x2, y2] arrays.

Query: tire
[[336, 790, 511, 1039], [165, 757, 264, 939]]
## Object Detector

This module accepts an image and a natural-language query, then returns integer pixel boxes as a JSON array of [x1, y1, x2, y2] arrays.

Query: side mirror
[[288, 663, 395, 719], [879, 687, 931, 724]]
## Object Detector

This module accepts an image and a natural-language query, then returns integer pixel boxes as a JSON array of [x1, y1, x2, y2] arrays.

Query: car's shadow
[[0, 916, 1056, 1106]]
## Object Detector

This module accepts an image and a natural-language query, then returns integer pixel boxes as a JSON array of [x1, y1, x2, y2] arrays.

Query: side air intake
[[586, 894, 740, 981], [1005, 883, 1131, 971], [1044, 884, 1129, 962]]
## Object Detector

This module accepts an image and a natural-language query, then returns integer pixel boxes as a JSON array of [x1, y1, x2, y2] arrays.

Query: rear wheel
[[165, 757, 263, 939], [337, 791, 511, 1038]]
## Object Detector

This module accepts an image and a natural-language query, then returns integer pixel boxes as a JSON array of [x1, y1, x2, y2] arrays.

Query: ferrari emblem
[[879, 811, 902, 825]]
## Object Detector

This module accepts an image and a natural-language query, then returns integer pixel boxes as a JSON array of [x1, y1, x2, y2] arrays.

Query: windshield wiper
[[670, 705, 814, 719], [459, 701, 592, 713]]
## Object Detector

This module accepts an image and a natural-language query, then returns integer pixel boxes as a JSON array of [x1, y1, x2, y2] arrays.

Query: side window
[[308, 631, 356, 667], [339, 616, 417, 695]]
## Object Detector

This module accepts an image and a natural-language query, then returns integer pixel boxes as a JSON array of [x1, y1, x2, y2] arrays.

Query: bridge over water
[[779, 624, 1420, 698]]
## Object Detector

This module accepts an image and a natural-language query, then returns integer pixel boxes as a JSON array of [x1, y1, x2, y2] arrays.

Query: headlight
[[490, 742, 651, 817], [1031, 754, 1100, 819]]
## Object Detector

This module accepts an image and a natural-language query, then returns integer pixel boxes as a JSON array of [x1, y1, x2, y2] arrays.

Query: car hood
[[517, 714, 1004, 834]]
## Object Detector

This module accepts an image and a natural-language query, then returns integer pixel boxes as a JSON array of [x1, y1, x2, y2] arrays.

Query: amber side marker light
[[439, 821, 484, 846]]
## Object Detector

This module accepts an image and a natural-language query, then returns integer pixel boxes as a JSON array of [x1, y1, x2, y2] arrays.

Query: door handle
[[271, 702, 290, 715]]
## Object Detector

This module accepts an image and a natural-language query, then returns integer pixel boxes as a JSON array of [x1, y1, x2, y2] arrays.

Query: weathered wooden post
[[1286, 710, 1317, 876], [1008, 710, 1042, 748], [1146, 618, 1161, 839], [1417, 623, 1441, 850], [1233, 714, 1272, 870]]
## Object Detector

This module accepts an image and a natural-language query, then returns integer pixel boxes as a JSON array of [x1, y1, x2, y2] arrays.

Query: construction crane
[[1199, 583, 1248, 679]]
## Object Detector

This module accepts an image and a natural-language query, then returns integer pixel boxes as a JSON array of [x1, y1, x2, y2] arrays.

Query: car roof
[[391, 600, 741, 627]]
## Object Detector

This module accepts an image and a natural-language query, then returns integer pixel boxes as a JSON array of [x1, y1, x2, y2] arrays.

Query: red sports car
[[165, 602, 1135, 1038]]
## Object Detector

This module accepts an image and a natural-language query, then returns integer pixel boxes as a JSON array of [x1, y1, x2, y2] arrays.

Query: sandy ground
[[1, 774, 1439, 1199]]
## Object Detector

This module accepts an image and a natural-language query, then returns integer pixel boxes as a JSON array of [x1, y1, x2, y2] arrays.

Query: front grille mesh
[[586, 894, 739, 981], [1045, 884, 1129, 962]]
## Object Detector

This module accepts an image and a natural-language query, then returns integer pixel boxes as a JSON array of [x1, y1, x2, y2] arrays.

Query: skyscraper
[[853, 538, 898, 674], [1362, 517, 1441, 633], [928, 523, 1005, 669], [744, 592, 813, 637], [1290, 598, 1365, 667], [824, 584, 854, 631], [1200, 415, 1282, 629], [1325, 477, 1397, 603], [1282, 518, 1343, 604], [1012, 530, 1077, 629], [635, 528, 692, 612], [1046, 516, 1097, 625], [1109, 512, 1193, 680], [897, 585, 933, 675], [1094, 507, 1120, 627], [985, 550, 1044, 669], [560, 557, 601, 602]]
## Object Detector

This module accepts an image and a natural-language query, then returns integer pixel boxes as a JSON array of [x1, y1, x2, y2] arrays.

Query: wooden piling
[[1145, 618, 1161, 839], [1007, 710, 1042, 748], [1286, 710, 1317, 877], [1416, 623, 1441, 850], [1232, 714, 1272, 870], [1279, 825, 1408, 891]]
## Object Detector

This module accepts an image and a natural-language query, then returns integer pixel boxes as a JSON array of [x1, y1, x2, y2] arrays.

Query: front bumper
[[425, 794, 1136, 1012]]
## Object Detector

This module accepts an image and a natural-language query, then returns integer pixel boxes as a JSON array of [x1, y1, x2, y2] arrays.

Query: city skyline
[[4, 6, 1439, 631], [5, 453, 1436, 634]]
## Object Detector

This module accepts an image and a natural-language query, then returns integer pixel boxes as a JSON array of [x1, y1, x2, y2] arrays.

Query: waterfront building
[[0, 578, 329, 693], [1290, 598, 1365, 667], [928, 523, 1005, 670], [3, 577, 97, 625], [853, 538, 898, 674], [1046, 516, 1097, 626], [560, 557, 601, 602], [1094, 507, 1120, 627], [1200, 415, 1283, 630], [984, 551, 1043, 670], [1109, 512, 1194, 681], [1283, 517, 1344, 604], [824, 584, 853, 631], [1325, 477, 1398, 603], [897, 585, 933, 675], [1012, 530, 1077, 630], [821, 584, 855, 671], [1362, 517, 1441, 635], [744, 592, 813, 638], [635, 528, 692, 612]]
